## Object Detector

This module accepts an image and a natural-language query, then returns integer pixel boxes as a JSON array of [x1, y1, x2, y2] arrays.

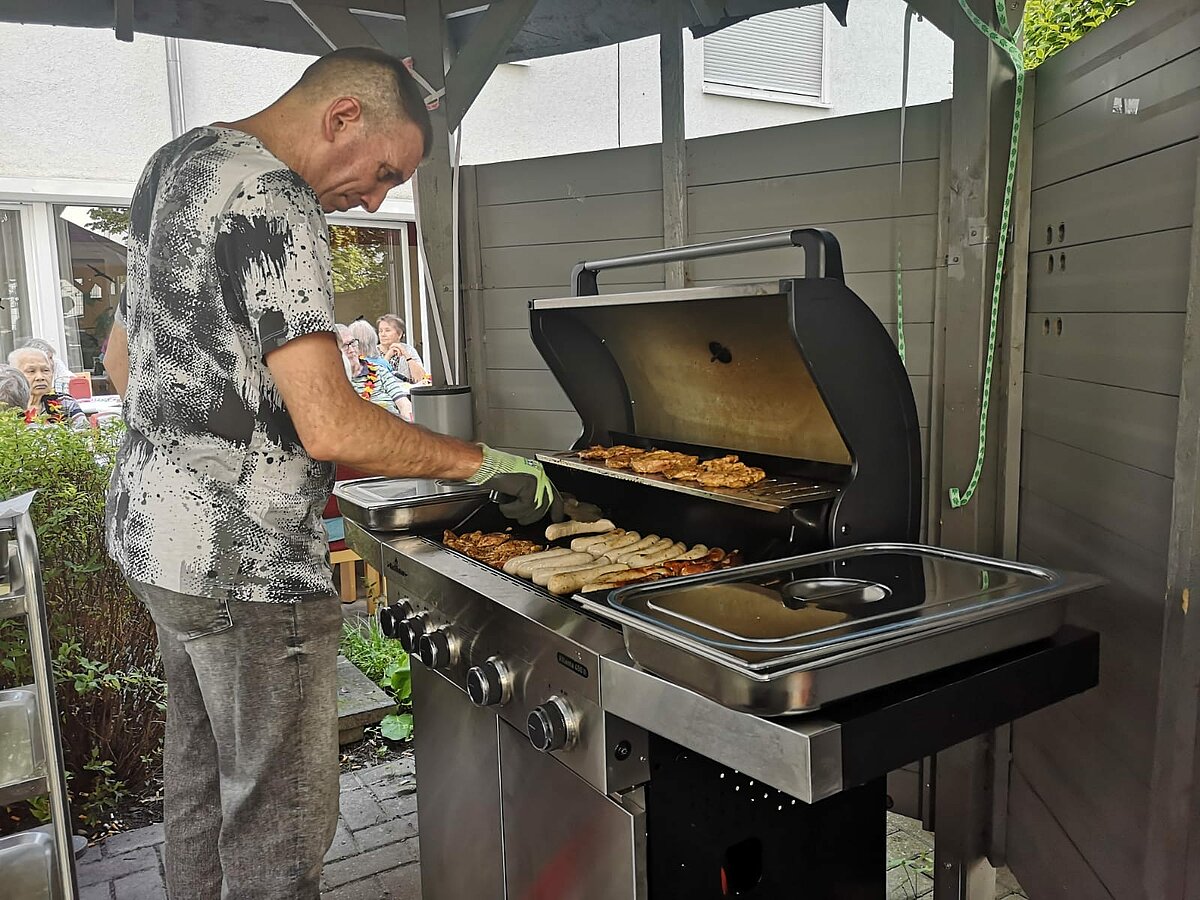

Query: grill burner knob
[[378, 601, 413, 639], [466, 657, 513, 707], [527, 697, 578, 753], [418, 628, 460, 670], [397, 614, 429, 654]]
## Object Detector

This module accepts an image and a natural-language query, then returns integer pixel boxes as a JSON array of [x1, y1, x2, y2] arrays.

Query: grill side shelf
[[537, 452, 838, 512]]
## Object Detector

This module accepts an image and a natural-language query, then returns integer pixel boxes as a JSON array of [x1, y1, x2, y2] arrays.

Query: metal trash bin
[[410, 385, 474, 442]]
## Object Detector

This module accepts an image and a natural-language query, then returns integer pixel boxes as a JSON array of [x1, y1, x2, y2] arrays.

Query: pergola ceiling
[[0, 0, 862, 60]]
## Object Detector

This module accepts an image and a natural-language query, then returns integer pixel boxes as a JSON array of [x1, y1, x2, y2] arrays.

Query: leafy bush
[[1023, 0, 1137, 69], [339, 616, 413, 741], [0, 412, 165, 829]]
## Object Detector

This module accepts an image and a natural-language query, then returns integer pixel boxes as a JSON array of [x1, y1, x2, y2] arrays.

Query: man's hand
[[467, 446, 558, 525]]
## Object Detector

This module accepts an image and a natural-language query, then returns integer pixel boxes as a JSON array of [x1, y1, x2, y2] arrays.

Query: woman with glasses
[[335, 324, 413, 421]]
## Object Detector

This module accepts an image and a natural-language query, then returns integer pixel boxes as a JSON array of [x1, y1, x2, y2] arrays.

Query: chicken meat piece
[[578, 445, 646, 460], [630, 451, 700, 474], [604, 454, 639, 469], [696, 467, 767, 489]]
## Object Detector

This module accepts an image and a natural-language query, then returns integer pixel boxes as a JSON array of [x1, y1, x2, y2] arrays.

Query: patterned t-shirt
[[106, 127, 337, 603]]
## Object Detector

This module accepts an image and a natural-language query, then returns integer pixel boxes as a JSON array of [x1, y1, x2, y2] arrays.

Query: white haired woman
[[0, 364, 30, 413], [336, 324, 413, 421], [376, 314, 429, 384], [20, 337, 73, 393], [7, 348, 88, 428]]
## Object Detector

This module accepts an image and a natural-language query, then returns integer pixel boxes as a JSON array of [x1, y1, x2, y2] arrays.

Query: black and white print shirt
[[106, 127, 337, 603]]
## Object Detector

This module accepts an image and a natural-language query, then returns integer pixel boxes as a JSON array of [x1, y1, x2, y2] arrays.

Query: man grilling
[[103, 48, 559, 900]]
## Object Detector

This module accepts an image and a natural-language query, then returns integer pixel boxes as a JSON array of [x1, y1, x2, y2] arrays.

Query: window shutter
[[703, 6, 825, 98]]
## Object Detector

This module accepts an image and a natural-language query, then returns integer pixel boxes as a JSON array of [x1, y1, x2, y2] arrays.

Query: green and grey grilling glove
[[467, 446, 600, 526]]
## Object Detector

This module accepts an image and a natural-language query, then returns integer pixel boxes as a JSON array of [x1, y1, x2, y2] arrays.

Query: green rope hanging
[[947, 0, 1026, 509]]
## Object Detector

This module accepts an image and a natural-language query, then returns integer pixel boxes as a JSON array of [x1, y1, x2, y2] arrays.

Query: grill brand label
[[557, 652, 589, 679]]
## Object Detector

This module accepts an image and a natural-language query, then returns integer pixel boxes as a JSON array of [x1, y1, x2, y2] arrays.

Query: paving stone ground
[[885, 812, 1029, 900], [77, 746, 1026, 899], [76, 754, 421, 900]]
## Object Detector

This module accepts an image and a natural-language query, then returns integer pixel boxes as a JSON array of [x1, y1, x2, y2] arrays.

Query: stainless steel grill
[[342, 229, 1102, 900]]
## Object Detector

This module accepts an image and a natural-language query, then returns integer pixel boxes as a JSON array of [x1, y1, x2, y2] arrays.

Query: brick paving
[[76, 754, 421, 900], [77, 752, 1027, 899], [885, 812, 1029, 900]]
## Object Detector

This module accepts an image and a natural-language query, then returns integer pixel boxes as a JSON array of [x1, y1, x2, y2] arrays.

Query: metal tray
[[584, 543, 1103, 715], [333, 478, 489, 532]]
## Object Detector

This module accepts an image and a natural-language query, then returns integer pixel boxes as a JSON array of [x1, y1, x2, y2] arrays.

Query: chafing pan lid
[[605, 543, 1102, 670], [332, 477, 488, 510]]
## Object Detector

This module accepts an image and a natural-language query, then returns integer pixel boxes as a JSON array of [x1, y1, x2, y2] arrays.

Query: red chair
[[67, 373, 93, 400]]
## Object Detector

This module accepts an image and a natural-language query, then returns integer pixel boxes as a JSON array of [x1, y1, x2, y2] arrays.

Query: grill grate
[[537, 452, 838, 513]]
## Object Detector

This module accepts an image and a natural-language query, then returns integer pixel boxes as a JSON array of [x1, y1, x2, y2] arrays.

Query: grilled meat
[[578, 445, 766, 488], [630, 450, 700, 474], [578, 445, 646, 460], [443, 530, 544, 568]]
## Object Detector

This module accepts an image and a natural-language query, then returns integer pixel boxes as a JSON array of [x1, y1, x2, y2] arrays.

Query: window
[[328, 224, 408, 327], [0, 208, 33, 359], [703, 6, 829, 106], [54, 206, 127, 385]]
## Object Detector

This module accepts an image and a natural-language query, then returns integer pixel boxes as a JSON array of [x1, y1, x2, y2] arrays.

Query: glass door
[[0, 206, 33, 360]]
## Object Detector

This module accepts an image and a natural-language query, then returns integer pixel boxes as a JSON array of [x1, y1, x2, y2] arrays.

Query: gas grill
[[338, 229, 1101, 900]]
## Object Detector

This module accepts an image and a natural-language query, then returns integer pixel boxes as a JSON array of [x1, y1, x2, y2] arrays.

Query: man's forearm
[[323, 398, 483, 480], [104, 323, 130, 398]]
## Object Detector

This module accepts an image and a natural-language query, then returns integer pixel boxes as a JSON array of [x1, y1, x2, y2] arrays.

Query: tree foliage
[[1022, 0, 1137, 70], [329, 225, 389, 293]]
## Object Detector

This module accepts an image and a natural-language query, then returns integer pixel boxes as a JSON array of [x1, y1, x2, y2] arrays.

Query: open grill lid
[[528, 229, 923, 545]]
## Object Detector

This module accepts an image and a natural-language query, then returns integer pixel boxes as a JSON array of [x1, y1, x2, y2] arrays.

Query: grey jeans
[[129, 581, 342, 900]]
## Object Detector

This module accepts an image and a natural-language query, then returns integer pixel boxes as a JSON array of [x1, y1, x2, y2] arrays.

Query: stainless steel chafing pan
[[334, 477, 488, 532]]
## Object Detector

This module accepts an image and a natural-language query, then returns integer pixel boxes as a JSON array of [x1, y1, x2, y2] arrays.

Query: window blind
[[703, 6, 825, 98]]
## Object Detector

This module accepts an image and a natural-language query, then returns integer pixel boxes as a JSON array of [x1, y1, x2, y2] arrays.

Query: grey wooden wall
[[461, 104, 943, 477], [1008, 3, 1200, 898]]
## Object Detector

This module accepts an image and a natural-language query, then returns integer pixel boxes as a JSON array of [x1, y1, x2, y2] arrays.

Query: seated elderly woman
[[7, 348, 88, 428], [19, 338, 73, 394], [0, 364, 30, 413], [377, 314, 430, 385], [336, 324, 413, 421]]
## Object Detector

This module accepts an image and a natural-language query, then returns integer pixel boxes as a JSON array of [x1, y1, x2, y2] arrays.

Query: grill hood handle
[[571, 228, 844, 296]]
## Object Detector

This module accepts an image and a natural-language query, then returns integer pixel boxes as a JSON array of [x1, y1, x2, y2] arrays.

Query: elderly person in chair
[[377, 313, 429, 384], [337, 323, 413, 421], [0, 364, 30, 413], [8, 348, 88, 428]]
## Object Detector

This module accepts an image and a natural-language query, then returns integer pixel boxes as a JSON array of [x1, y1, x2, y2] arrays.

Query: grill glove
[[467, 446, 558, 525], [553, 493, 603, 524]]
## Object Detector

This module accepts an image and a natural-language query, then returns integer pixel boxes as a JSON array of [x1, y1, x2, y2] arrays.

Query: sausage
[[545, 518, 616, 541], [587, 531, 641, 555], [603, 535, 659, 562], [571, 529, 622, 552], [615, 537, 674, 564], [522, 551, 597, 579], [547, 563, 630, 595], [626, 542, 688, 567], [503, 547, 574, 576], [533, 558, 610, 586]]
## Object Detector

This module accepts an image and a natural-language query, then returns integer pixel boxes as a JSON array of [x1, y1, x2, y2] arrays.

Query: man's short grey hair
[[294, 47, 434, 158], [348, 320, 381, 359], [19, 337, 56, 360], [0, 364, 29, 409], [7, 347, 49, 368]]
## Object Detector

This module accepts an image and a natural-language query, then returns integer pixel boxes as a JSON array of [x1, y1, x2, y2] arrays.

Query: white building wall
[[460, 0, 952, 163], [0, 0, 951, 181], [0, 24, 172, 184]]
